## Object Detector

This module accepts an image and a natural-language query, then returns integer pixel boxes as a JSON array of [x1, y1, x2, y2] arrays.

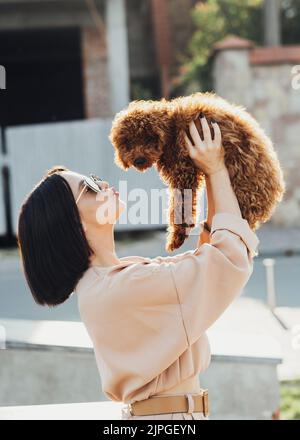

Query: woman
[[17, 115, 259, 420]]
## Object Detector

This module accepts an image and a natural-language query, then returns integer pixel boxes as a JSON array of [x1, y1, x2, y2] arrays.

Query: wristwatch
[[200, 220, 211, 233]]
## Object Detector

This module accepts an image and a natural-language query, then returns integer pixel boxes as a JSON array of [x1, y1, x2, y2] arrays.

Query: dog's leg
[[166, 187, 187, 252], [166, 185, 199, 252], [165, 166, 205, 252]]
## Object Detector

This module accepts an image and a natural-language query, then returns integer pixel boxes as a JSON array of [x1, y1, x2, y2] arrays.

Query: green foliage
[[131, 81, 155, 101], [280, 380, 300, 420], [172, 0, 300, 95], [173, 0, 300, 96], [173, 0, 264, 95]]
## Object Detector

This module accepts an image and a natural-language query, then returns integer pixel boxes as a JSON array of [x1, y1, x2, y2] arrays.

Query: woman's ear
[[82, 221, 87, 232]]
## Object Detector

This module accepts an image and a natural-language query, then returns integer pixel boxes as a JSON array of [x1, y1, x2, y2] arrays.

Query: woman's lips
[[111, 187, 119, 196]]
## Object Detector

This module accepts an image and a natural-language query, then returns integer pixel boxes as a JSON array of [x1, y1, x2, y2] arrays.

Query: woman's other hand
[[184, 114, 226, 176]]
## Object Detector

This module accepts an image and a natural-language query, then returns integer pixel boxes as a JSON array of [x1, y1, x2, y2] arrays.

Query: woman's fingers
[[200, 116, 213, 144], [189, 120, 203, 146], [185, 116, 221, 163], [212, 122, 222, 146], [184, 133, 197, 158]]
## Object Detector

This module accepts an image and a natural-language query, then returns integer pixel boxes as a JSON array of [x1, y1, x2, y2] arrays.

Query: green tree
[[172, 0, 300, 96], [171, 0, 264, 95]]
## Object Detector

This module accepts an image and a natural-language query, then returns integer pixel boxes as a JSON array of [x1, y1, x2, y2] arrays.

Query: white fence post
[[263, 258, 277, 311]]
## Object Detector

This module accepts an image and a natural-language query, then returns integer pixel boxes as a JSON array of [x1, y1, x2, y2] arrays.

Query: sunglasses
[[75, 173, 104, 205]]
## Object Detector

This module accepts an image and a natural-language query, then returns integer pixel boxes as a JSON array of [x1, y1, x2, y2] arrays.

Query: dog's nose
[[134, 157, 147, 166]]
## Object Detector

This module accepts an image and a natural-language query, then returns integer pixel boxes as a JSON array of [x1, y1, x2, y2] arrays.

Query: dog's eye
[[146, 135, 158, 143]]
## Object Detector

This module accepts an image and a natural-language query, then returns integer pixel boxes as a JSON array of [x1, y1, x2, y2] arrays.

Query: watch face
[[84, 177, 101, 192], [199, 221, 210, 233], [204, 222, 211, 232]]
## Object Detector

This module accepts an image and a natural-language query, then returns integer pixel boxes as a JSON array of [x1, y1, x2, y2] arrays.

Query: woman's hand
[[184, 114, 226, 176]]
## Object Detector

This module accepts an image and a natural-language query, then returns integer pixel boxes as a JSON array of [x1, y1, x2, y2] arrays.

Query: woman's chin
[[115, 198, 126, 221], [95, 198, 126, 225], [118, 198, 126, 211]]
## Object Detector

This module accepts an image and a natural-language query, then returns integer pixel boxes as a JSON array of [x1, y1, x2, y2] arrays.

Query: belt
[[128, 389, 209, 417]]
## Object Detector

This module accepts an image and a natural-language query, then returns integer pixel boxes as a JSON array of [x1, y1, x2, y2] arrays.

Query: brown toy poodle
[[109, 91, 285, 252]]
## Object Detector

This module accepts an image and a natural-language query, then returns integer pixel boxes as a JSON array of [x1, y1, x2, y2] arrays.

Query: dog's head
[[109, 100, 172, 171]]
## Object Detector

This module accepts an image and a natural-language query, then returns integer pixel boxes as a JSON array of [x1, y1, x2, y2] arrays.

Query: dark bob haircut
[[17, 165, 94, 307]]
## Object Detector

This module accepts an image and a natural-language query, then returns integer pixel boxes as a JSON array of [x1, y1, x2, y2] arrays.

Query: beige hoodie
[[75, 212, 260, 405]]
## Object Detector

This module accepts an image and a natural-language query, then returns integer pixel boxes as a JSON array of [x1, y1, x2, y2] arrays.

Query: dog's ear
[[152, 111, 173, 145], [114, 150, 129, 171]]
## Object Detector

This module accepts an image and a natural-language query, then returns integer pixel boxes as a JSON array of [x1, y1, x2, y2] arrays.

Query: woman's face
[[61, 171, 126, 227]]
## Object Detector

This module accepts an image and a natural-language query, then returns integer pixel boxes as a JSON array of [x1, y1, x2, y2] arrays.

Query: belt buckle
[[202, 389, 209, 417], [123, 403, 135, 416], [130, 401, 142, 416]]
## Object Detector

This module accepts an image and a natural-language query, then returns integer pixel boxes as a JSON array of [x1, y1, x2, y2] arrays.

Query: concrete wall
[[5, 119, 167, 235], [0, 346, 101, 406], [213, 38, 300, 227], [0, 319, 282, 419], [0, 344, 281, 419], [200, 357, 280, 420]]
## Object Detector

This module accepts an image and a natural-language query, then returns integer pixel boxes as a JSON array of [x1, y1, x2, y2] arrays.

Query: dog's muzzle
[[134, 157, 147, 167]]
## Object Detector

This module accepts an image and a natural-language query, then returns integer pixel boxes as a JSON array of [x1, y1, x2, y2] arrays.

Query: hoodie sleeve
[[77, 213, 259, 403], [168, 212, 260, 346]]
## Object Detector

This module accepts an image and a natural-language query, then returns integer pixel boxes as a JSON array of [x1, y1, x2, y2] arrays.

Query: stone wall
[[213, 36, 300, 227]]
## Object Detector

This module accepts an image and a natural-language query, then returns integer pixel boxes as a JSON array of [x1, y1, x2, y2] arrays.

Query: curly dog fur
[[109, 91, 285, 252]]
